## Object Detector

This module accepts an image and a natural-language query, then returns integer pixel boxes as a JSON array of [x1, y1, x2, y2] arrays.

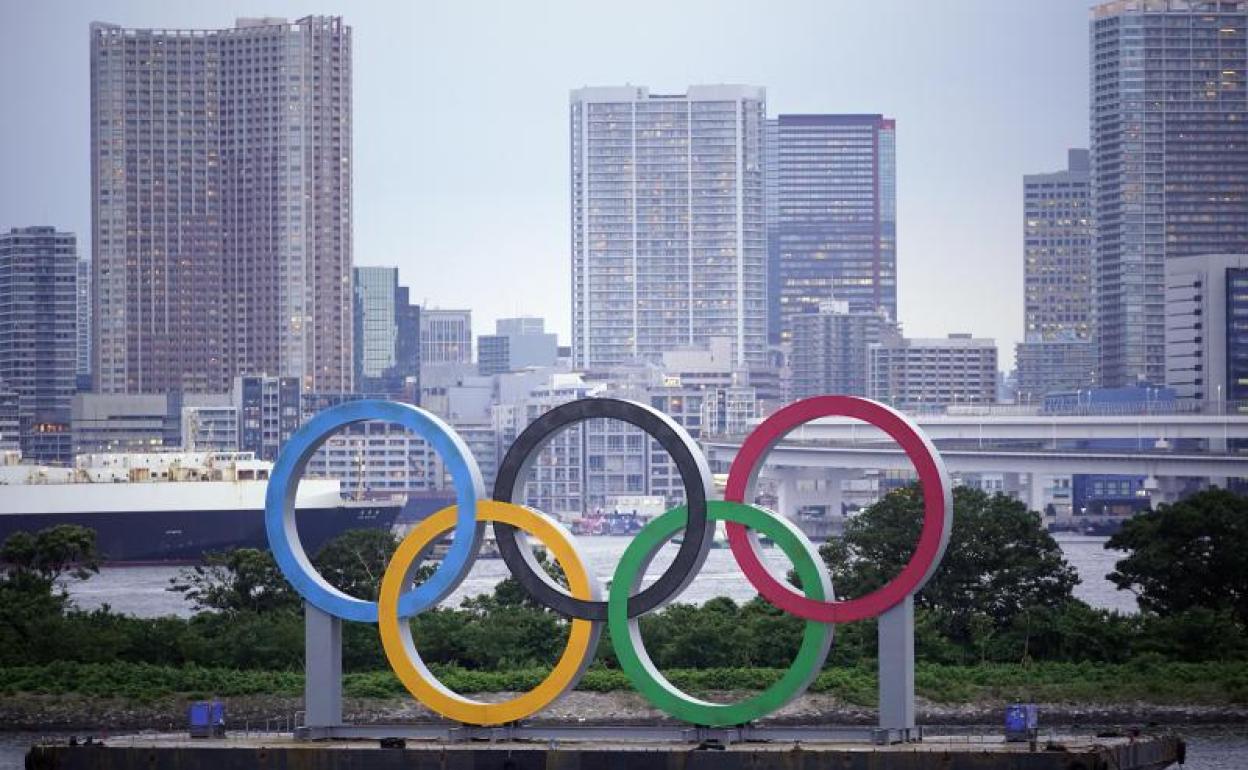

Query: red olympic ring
[[725, 395, 952, 623]]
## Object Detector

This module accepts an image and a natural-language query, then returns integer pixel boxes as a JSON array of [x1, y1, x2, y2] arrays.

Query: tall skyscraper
[[1090, 1, 1248, 387], [90, 17, 353, 395], [0, 227, 78, 462], [570, 85, 768, 370], [1014, 149, 1097, 400], [765, 114, 897, 344]]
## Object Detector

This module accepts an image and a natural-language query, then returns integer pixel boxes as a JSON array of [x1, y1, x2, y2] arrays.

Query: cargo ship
[[0, 450, 402, 563]]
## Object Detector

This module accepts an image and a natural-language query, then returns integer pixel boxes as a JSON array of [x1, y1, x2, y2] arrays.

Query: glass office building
[[1015, 149, 1097, 398], [352, 266, 420, 398], [765, 114, 896, 344], [353, 267, 399, 381]]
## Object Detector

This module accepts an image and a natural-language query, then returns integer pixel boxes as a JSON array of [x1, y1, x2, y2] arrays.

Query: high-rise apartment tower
[[90, 17, 353, 394], [1090, 0, 1248, 386], [570, 85, 768, 370]]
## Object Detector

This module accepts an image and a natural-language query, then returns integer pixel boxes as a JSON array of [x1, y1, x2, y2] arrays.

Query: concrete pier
[[26, 731, 1184, 769]]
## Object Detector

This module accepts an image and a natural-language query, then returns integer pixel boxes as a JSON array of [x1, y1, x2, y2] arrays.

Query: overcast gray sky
[[0, 1, 1093, 370]]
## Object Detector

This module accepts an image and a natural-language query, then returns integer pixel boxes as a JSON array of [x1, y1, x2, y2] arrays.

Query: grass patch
[[1, 660, 1244, 706]]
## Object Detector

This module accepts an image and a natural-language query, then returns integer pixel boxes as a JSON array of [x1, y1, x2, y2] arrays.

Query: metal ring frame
[[264, 395, 951, 725]]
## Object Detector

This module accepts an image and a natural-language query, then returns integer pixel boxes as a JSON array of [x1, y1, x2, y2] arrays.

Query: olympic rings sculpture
[[264, 395, 952, 727]]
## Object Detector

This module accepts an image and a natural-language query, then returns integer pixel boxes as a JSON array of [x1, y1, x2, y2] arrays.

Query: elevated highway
[[701, 410, 1247, 526], [702, 440, 1246, 479], [764, 413, 1248, 445]]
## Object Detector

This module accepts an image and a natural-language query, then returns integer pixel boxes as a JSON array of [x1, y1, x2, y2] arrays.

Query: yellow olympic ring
[[377, 500, 602, 725]]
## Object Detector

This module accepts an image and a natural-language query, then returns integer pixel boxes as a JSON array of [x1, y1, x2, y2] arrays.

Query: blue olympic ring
[[263, 399, 485, 623]]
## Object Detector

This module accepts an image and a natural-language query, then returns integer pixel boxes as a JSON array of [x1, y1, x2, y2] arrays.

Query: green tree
[[821, 485, 1080, 660], [169, 548, 298, 614], [0, 525, 102, 665], [312, 528, 401, 601], [0, 524, 100, 588], [1107, 487, 1248, 625], [488, 547, 567, 610], [169, 529, 406, 614]]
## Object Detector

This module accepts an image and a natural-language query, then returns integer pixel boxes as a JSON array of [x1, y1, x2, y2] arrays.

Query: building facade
[[350, 266, 420, 399], [234, 374, 302, 461], [1090, 1, 1248, 387], [354, 267, 398, 382], [478, 316, 558, 376], [90, 17, 353, 395], [1023, 149, 1095, 342], [181, 403, 240, 452], [765, 114, 897, 344], [790, 300, 894, 399], [420, 309, 472, 365], [76, 259, 91, 390], [570, 85, 768, 370], [71, 392, 180, 454], [1164, 253, 1248, 410], [389, 286, 421, 401], [0, 385, 19, 452], [1015, 149, 1097, 399], [869, 334, 998, 409], [0, 227, 78, 462], [1014, 341, 1098, 404]]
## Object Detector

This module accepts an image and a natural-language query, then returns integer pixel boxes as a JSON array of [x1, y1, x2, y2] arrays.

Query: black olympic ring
[[491, 397, 714, 621]]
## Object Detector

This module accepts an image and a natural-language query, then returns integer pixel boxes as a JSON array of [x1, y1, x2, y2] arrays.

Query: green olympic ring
[[608, 500, 834, 726]]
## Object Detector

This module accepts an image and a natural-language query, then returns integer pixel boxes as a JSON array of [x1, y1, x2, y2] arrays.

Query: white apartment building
[[570, 85, 768, 370]]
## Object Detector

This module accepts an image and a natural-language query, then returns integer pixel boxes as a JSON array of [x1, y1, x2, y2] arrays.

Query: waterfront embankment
[[2, 660, 1244, 731]]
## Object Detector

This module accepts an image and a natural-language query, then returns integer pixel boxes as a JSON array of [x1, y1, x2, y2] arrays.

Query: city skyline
[[1, 1, 1095, 371]]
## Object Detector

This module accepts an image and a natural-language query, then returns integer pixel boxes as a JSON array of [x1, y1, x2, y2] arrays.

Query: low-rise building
[[72, 393, 180, 454], [869, 334, 998, 410], [1014, 340, 1097, 403], [478, 317, 558, 376], [790, 300, 895, 399], [181, 404, 240, 452]]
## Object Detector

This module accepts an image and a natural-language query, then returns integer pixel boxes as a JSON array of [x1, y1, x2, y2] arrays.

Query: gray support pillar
[[1027, 472, 1048, 514], [877, 596, 915, 740], [304, 602, 343, 729], [773, 471, 796, 520]]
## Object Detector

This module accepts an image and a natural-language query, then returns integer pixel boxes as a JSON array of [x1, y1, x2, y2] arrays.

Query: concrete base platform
[[26, 731, 1184, 769]]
